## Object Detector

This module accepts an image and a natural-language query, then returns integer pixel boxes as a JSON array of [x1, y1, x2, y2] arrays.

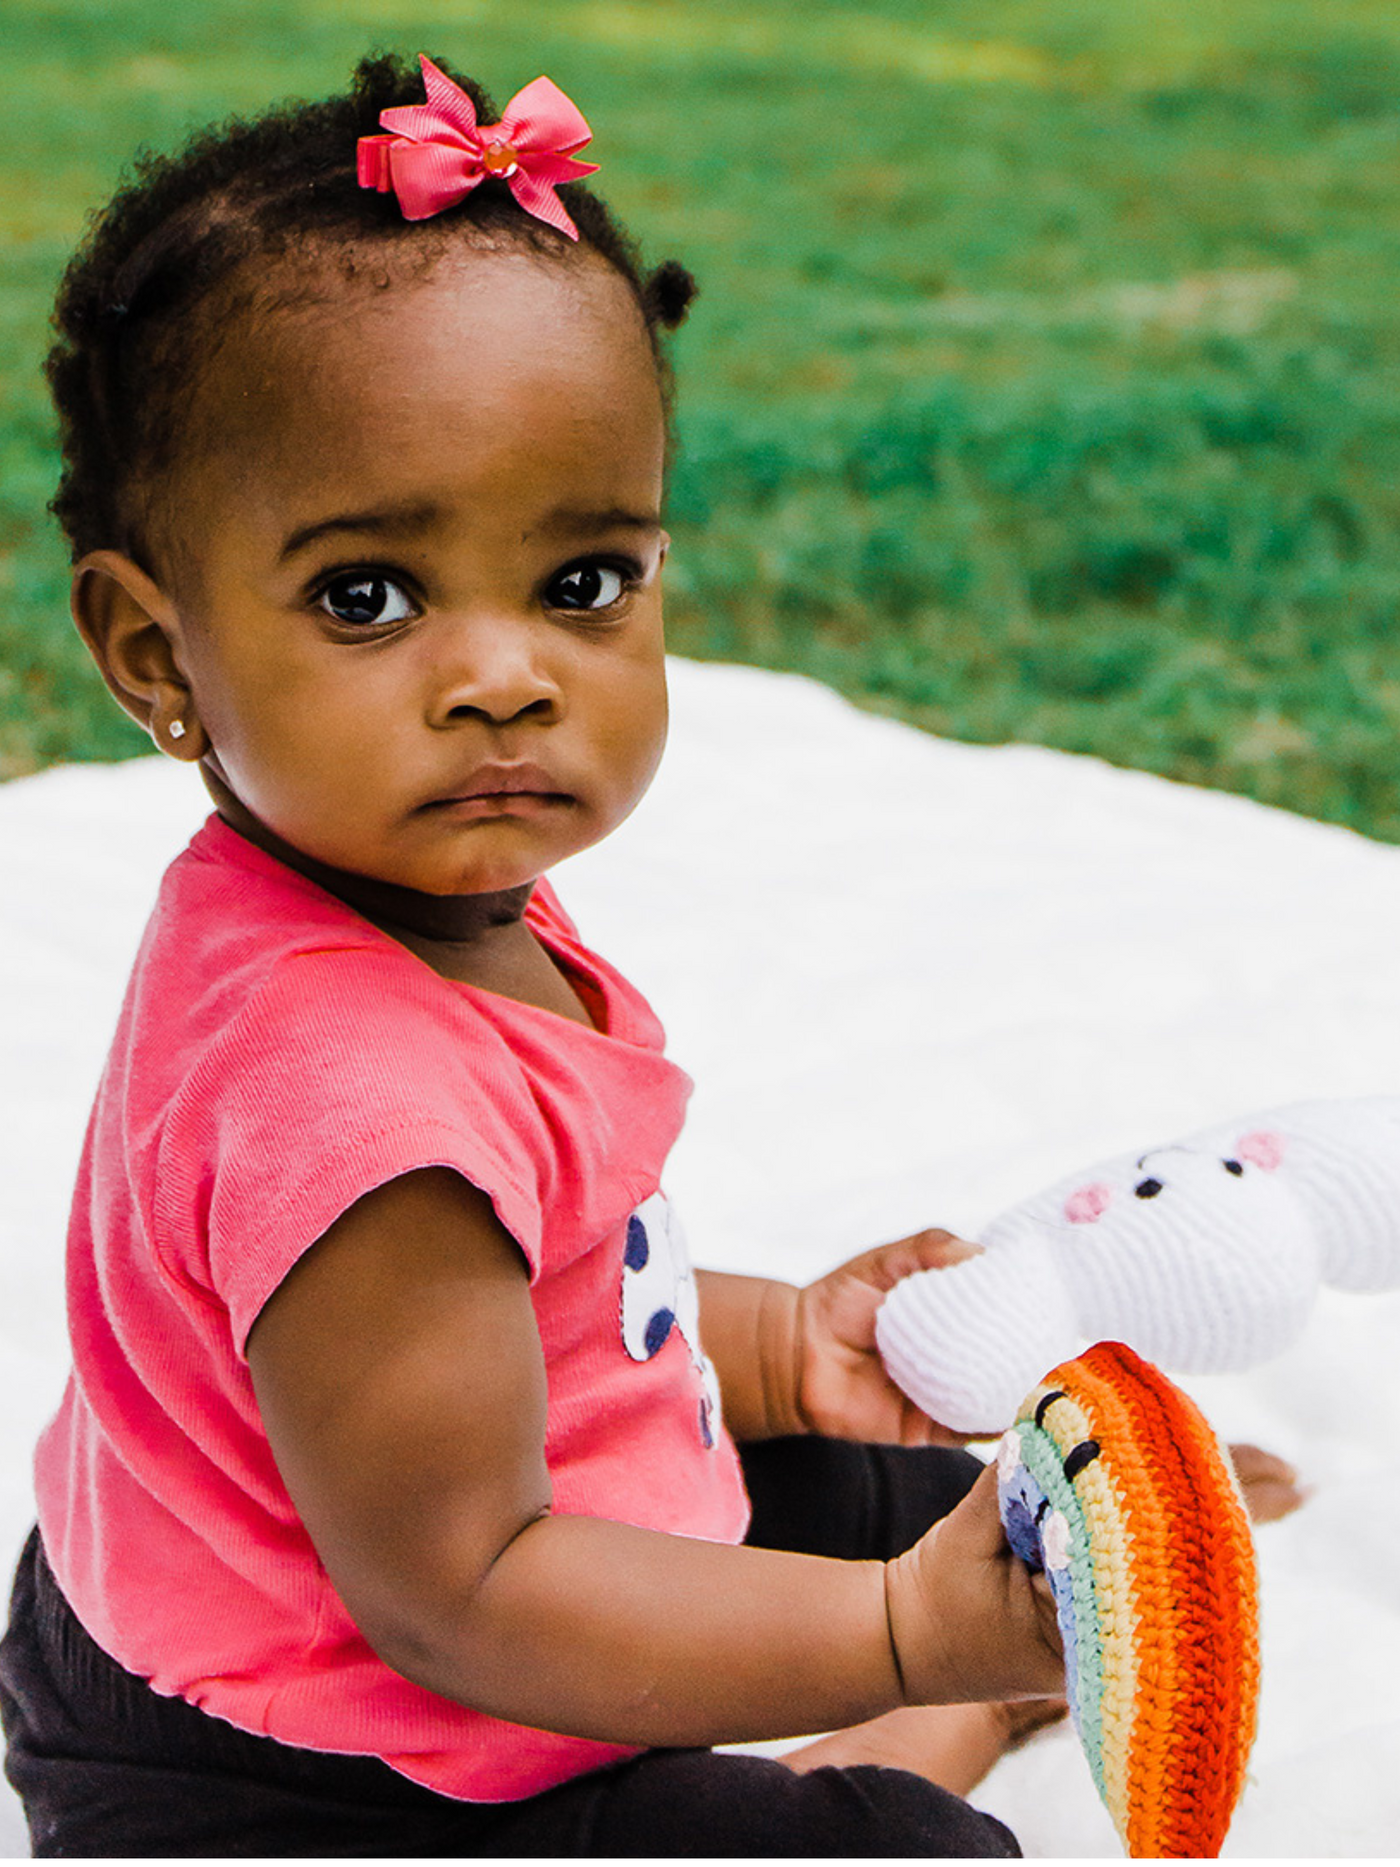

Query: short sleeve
[[152, 947, 548, 1355]]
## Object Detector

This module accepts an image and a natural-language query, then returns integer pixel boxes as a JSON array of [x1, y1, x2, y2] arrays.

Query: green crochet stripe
[[1015, 1419, 1106, 1797]]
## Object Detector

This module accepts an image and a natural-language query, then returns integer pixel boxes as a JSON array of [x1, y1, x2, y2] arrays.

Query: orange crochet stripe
[[1101, 1346, 1257, 1857], [1052, 1343, 1259, 1858], [1000, 1343, 1260, 1855]]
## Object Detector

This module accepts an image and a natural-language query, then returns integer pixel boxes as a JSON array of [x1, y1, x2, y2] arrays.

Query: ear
[[71, 550, 209, 761]]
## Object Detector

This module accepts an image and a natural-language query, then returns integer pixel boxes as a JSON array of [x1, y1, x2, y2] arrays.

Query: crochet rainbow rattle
[[877, 1095, 1400, 1433], [995, 1341, 1260, 1858]]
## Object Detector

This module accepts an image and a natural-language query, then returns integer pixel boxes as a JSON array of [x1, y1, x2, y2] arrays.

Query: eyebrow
[[522, 505, 663, 547], [537, 505, 660, 533], [279, 502, 442, 563], [279, 501, 661, 562]]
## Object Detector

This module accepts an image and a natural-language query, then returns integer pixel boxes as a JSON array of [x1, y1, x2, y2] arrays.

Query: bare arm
[[247, 1169, 898, 1746], [247, 1170, 1060, 1749], [692, 1270, 805, 1440]]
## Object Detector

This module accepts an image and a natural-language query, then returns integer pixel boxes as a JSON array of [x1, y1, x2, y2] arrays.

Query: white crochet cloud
[[875, 1097, 1400, 1434]]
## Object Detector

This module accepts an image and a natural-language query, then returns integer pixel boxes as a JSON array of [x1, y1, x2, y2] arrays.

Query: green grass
[[3, 0, 1400, 837]]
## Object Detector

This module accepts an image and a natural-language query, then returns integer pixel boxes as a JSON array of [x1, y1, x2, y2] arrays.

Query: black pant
[[0, 1439, 1017, 1857]]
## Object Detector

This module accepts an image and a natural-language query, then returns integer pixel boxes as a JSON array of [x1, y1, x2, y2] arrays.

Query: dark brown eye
[[548, 563, 626, 611], [318, 574, 413, 627]]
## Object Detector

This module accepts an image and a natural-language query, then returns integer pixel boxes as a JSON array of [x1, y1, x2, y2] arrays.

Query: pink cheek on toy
[[1236, 1131, 1284, 1171], [1065, 1182, 1113, 1224]]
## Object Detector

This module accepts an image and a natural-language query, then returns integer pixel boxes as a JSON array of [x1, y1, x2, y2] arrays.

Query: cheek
[[604, 651, 668, 787], [187, 618, 364, 746], [187, 645, 380, 825], [192, 656, 311, 775]]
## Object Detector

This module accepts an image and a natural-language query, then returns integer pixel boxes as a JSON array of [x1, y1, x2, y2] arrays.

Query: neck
[[203, 769, 535, 945]]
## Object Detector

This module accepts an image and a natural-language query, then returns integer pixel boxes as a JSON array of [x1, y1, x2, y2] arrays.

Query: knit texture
[[996, 1342, 1259, 1859], [877, 1095, 1400, 1432]]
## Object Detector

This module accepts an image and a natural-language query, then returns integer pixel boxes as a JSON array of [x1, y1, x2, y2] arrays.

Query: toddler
[[0, 51, 1074, 1856]]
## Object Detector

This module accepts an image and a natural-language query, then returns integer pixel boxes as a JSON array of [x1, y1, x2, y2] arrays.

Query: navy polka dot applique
[[644, 1307, 676, 1358], [619, 1191, 724, 1451], [624, 1214, 650, 1272]]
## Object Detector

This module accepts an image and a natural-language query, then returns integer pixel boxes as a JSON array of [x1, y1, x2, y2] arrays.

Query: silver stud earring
[[169, 719, 187, 741]]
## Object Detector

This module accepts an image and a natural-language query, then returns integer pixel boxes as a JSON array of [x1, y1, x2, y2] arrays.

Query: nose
[[426, 615, 564, 729]]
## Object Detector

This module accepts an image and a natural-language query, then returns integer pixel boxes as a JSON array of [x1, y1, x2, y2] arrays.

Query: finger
[[884, 1382, 975, 1450], [861, 1228, 983, 1289], [897, 1406, 973, 1450], [939, 1462, 1007, 1555], [899, 1226, 982, 1266], [1029, 1571, 1057, 1610], [924, 1424, 975, 1449]]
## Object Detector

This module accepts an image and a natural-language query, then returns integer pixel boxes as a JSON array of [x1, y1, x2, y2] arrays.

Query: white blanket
[[1, 658, 1396, 1856]]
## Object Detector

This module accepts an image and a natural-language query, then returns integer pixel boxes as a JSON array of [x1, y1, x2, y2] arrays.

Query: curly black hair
[[46, 52, 697, 563]]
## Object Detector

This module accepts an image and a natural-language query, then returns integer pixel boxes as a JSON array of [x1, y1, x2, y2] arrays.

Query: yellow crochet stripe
[[1026, 1383, 1140, 1839], [1060, 1358, 1190, 1850]]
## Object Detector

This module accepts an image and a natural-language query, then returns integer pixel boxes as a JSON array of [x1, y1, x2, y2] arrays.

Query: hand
[[884, 1464, 1065, 1706], [794, 1229, 981, 1446]]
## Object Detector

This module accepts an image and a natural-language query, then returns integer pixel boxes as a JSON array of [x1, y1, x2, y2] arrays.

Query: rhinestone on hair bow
[[357, 55, 598, 239]]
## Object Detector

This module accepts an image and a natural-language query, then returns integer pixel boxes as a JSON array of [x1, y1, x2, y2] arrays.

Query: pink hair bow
[[357, 55, 599, 239]]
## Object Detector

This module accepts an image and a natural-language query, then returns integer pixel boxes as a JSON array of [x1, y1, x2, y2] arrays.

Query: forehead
[[162, 246, 665, 562]]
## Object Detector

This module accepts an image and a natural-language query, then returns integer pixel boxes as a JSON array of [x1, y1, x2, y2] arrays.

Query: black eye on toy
[[1135, 1177, 1163, 1199], [1223, 1158, 1244, 1176], [1063, 1438, 1102, 1481]]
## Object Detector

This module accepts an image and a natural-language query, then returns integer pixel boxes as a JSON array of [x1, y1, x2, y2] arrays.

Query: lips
[[423, 763, 573, 811]]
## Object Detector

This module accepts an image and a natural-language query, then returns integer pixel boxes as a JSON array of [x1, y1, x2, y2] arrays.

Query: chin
[[420, 858, 550, 898]]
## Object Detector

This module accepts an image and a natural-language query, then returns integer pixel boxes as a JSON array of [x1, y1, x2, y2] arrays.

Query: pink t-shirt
[[34, 816, 750, 1802]]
